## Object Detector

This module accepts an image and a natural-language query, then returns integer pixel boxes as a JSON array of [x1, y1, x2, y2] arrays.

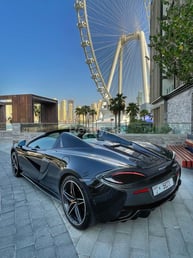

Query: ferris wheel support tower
[[107, 31, 150, 103]]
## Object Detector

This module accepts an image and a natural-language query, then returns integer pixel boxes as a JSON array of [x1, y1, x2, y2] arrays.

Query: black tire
[[11, 151, 21, 177], [60, 175, 92, 230]]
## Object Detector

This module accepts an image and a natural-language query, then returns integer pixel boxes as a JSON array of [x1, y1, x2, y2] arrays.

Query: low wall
[[0, 131, 187, 147], [0, 131, 43, 142], [122, 133, 187, 147]]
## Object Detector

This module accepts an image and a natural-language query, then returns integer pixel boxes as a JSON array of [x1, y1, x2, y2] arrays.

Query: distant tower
[[90, 102, 99, 120], [67, 100, 74, 123], [59, 100, 67, 122], [136, 91, 143, 106]]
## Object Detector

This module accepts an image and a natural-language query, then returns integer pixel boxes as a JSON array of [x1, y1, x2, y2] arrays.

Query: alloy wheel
[[61, 177, 89, 229], [11, 152, 20, 177]]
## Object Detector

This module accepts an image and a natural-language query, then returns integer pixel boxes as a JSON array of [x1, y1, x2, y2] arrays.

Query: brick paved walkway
[[0, 145, 78, 258]]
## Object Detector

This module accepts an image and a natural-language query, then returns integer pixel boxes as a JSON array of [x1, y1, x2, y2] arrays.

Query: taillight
[[133, 188, 149, 194], [104, 171, 145, 184]]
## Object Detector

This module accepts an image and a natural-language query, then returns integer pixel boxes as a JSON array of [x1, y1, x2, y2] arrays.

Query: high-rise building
[[67, 100, 74, 123], [136, 91, 143, 106], [59, 100, 67, 122]]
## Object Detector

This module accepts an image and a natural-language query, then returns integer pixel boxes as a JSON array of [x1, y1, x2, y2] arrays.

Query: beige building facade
[[59, 100, 67, 122], [58, 99, 75, 124]]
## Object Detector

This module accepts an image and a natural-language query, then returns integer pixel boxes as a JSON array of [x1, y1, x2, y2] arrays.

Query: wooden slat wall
[[12, 95, 33, 122], [0, 94, 58, 124]]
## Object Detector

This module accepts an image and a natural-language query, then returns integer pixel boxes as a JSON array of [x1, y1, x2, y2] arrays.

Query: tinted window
[[28, 133, 59, 150], [61, 132, 91, 148]]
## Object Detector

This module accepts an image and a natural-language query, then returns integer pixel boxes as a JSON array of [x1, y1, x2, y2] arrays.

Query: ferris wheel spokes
[[75, 0, 111, 102]]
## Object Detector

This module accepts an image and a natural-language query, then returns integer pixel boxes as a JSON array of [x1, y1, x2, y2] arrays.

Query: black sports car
[[11, 130, 181, 230]]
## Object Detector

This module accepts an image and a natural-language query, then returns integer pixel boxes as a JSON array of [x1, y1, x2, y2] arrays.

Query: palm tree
[[109, 98, 118, 131], [116, 93, 126, 131], [109, 93, 126, 132], [126, 102, 139, 123], [81, 105, 90, 129], [89, 109, 97, 131], [140, 109, 149, 121], [75, 107, 82, 125]]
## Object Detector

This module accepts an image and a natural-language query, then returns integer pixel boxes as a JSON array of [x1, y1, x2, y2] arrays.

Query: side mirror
[[18, 140, 26, 148]]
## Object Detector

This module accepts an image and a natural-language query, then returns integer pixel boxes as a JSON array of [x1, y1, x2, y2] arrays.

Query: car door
[[19, 134, 58, 181]]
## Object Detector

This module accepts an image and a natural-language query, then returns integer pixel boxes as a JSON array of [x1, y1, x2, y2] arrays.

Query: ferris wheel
[[75, 0, 151, 105]]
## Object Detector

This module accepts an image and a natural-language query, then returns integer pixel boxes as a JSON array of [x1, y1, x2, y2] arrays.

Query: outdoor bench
[[184, 133, 193, 153], [167, 144, 193, 168], [167, 134, 193, 168]]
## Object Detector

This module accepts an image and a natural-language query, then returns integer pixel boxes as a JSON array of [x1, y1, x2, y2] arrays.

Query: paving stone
[[130, 219, 149, 250], [0, 224, 16, 237], [16, 245, 36, 258], [186, 242, 193, 258], [149, 235, 169, 258], [0, 245, 15, 258], [46, 213, 64, 227], [15, 206, 30, 220], [174, 203, 193, 243], [16, 224, 33, 237], [148, 208, 165, 237], [54, 232, 73, 247], [0, 210, 15, 226], [170, 255, 191, 258], [76, 227, 100, 256], [110, 242, 130, 258], [96, 223, 116, 244], [78, 255, 90, 258], [31, 217, 48, 229], [91, 241, 112, 258], [36, 246, 56, 258], [56, 243, 78, 258], [129, 248, 149, 258], [161, 202, 178, 228], [113, 232, 130, 244], [49, 224, 67, 237], [165, 227, 188, 256], [16, 234, 35, 249], [115, 220, 133, 234], [0, 235, 15, 249], [15, 216, 31, 227]]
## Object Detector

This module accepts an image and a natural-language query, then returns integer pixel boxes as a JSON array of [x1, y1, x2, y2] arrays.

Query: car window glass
[[61, 132, 91, 148], [28, 133, 59, 150]]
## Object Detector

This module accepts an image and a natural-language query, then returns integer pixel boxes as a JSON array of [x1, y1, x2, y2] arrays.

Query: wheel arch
[[58, 169, 85, 197]]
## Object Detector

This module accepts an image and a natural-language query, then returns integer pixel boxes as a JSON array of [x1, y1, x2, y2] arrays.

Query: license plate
[[152, 178, 174, 196]]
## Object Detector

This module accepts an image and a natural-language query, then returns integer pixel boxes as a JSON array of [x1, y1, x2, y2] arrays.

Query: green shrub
[[127, 121, 153, 133]]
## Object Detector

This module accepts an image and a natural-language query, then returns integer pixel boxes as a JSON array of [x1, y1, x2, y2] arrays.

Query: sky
[[0, 0, 101, 106]]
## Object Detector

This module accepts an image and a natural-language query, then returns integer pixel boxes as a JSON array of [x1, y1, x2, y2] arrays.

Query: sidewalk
[[0, 139, 78, 258], [0, 138, 193, 258], [64, 168, 193, 258]]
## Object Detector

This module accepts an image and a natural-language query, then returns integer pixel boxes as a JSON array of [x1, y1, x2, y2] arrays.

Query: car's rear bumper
[[91, 174, 181, 223], [115, 177, 181, 221]]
